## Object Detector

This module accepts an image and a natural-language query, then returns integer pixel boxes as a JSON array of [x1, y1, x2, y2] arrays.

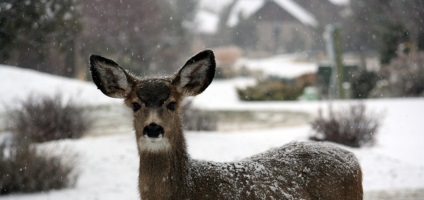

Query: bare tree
[[0, 0, 82, 76], [80, 0, 197, 76], [345, 0, 424, 53]]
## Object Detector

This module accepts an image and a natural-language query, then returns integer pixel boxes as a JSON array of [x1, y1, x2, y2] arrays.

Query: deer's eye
[[132, 102, 141, 112], [167, 102, 177, 111]]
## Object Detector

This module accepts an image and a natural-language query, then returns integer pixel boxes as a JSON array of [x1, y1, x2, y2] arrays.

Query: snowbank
[[0, 65, 121, 112]]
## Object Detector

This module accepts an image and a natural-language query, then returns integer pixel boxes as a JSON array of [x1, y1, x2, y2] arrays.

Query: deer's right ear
[[89, 55, 134, 98]]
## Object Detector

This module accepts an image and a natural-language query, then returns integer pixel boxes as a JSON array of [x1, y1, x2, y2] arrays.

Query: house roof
[[253, 0, 300, 22], [293, 0, 342, 24], [227, 0, 318, 27], [195, 0, 346, 34]]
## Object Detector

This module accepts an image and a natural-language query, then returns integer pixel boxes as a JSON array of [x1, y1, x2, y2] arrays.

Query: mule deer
[[90, 50, 363, 200]]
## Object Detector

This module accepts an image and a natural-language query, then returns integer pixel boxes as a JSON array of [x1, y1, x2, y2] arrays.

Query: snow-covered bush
[[237, 79, 303, 101], [310, 104, 381, 148], [8, 94, 92, 143], [372, 52, 424, 97], [0, 141, 77, 194], [237, 74, 314, 101]]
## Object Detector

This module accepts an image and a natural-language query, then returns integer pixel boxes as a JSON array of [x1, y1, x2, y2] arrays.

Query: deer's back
[[190, 141, 362, 200]]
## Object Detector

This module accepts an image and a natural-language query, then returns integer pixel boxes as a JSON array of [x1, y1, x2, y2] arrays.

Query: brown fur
[[90, 50, 363, 200]]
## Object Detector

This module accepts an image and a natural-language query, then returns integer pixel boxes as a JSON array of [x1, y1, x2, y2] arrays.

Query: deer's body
[[90, 50, 363, 200], [138, 140, 362, 200]]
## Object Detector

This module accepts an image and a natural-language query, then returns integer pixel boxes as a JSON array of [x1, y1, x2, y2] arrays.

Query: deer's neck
[[138, 130, 191, 200]]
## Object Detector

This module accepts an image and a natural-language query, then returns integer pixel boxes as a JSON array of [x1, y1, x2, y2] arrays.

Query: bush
[[0, 141, 77, 194], [310, 104, 381, 148], [8, 94, 92, 143], [238, 80, 303, 101], [373, 52, 424, 97], [214, 66, 238, 79], [182, 100, 217, 131], [350, 70, 379, 99], [379, 22, 410, 65], [237, 74, 315, 101]]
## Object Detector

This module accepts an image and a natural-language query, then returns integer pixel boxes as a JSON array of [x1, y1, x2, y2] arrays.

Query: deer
[[89, 50, 363, 200]]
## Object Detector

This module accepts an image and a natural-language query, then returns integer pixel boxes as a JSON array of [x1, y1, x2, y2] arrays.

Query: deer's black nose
[[143, 123, 164, 138]]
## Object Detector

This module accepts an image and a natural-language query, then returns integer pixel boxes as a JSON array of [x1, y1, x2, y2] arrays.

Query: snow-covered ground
[[0, 64, 423, 199], [0, 65, 121, 112], [235, 54, 317, 78]]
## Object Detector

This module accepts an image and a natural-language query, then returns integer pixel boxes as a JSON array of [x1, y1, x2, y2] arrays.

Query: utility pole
[[324, 25, 346, 99]]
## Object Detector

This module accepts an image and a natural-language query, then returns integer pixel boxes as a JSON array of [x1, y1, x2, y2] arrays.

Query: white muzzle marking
[[139, 135, 171, 153]]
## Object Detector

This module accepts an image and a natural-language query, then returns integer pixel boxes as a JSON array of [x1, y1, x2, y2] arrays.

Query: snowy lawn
[[235, 54, 317, 78], [0, 65, 424, 199]]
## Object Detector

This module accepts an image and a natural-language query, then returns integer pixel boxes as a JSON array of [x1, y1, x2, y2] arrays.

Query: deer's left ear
[[172, 50, 216, 96]]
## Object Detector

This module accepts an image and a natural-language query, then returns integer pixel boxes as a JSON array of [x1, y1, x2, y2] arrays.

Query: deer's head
[[90, 50, 215, 153]]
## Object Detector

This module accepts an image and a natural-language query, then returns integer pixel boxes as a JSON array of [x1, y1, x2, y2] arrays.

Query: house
[[195, 0, 344, 55], [244, 0, 317, 53]]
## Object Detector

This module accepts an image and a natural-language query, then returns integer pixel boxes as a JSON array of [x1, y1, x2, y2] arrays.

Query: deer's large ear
[[173, 50, 216, 96], [90, 55, 135, 98]]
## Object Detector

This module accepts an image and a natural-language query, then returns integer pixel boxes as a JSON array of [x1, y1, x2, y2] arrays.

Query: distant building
[[195, 0, 345, 55], [247, 0, 317, 53]]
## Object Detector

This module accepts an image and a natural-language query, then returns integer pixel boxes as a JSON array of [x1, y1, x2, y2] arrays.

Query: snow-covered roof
[[195, 0, 346, 34], [227, 0, 318, 27], [329, 0, 349, 5], [275, 0, 318, 27], [194, 10, 220, 34], [227, 0, 265, 27], [198, 0, 233, 14]]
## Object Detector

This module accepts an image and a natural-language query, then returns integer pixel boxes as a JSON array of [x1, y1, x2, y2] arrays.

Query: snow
[[194, 10, 220, 34], [329, 0, 350, 5], [235, 54, 318, 79], [198, 0, 232, 14], [227, 0, 265, 27], [0, 65, 121, 112], [1, 63, 424, 199], [227, 0, 318, 27], [273, 0, 318, 27]]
